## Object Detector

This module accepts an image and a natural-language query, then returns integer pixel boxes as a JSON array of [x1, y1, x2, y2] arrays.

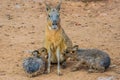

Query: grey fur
[[23, 57, 45, 77], [64, 45, 111, 73], [45, 0, 62, 30], [23, 47, 48, 77]]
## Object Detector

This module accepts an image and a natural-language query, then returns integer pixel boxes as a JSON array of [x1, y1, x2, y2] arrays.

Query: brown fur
[[44, 22, 72, 63], [44, 0, 72, 75]]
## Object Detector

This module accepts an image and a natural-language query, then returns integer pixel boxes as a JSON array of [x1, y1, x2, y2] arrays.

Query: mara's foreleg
[[43, 60, 48, 74], [56, 47, 62, 76], [47, 48, 51, 73], [71, 61, 82, 72], [61, 60, 66, 69]]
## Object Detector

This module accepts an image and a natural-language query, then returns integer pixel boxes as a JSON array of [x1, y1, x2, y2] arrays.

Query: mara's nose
[[52, 21, 57, 25]]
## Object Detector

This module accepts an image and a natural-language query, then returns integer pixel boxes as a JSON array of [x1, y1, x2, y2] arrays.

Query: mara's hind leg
[[88, 65, 105, 73], [43, 61, 48, 74], [88, 68, 96, 73], [47, 48, 51, 74], [88, 63, 96, 73], [90, 67, 105, 73], [56, 47, 62, 76]]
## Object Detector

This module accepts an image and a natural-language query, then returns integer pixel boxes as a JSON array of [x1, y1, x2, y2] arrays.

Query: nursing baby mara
[[23, 45, 111, 77], [23, 47, 48, 77], [64, 45, 111, 73]]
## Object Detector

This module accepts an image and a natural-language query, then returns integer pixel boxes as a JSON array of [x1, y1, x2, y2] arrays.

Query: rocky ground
[[0, 0, 120, 80]]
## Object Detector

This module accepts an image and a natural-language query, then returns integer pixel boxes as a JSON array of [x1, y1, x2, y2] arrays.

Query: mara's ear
[[56, 0, 62, 11], [44, 0, 51, 12], [32, 50, 39, 57], [72, 45, 79, 51]]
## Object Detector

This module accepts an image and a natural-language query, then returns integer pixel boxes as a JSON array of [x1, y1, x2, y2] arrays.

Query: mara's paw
[[27, 74, 36, 78], [57, 71, 63, 76], [47, 68, 50, 74], [88, 69, 96, 73], [43, 70, 49, 74], [88, 69, 95, 73], [99, 69, 105, 73], [61, 63, 66, 69], [71, 67, 78, 72]]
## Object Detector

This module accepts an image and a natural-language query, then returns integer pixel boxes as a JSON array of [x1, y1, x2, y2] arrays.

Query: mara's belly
[[45, 37, 67, 63], [50, 54, 65, 63]]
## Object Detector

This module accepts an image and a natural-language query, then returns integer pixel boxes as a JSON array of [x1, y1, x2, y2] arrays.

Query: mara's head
[[44, 0, 62, 30], [32, 47, 48, 58], [64, 45, 79, 58]]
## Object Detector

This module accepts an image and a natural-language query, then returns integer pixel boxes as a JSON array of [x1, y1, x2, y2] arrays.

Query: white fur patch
[[48, 26, 52, 30], [48, 26, 58, 30]]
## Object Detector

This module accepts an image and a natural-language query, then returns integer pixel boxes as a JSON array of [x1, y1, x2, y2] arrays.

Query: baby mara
[[64, 45, 111, 73], [23, 47, 48, 77]]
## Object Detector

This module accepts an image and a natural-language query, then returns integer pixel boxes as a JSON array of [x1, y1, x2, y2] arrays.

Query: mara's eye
[[72, 51, 75, 53], [41, 49, 45, 52]]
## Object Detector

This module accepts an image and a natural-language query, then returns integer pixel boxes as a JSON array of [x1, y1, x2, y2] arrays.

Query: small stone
[[9, 44, 13, 46], [30, 42, 35, 44], [4, 34, 9, 36], [6, 14, 13, 20], [15, 3, 21, 9], [97, 76, 115, 80], [0, 25, 3, 28], [16, 64, 19, 67]]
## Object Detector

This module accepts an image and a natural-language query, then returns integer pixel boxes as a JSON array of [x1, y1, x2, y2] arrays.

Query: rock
[[97, 76, 115, 80], [15, 4, 21, 9]]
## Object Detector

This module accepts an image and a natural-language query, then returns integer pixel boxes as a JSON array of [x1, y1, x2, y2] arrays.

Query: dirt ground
[[0, 0, 120, 80]]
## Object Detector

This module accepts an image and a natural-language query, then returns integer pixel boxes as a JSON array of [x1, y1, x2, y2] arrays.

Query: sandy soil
[[0, 0, 120, 80]]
